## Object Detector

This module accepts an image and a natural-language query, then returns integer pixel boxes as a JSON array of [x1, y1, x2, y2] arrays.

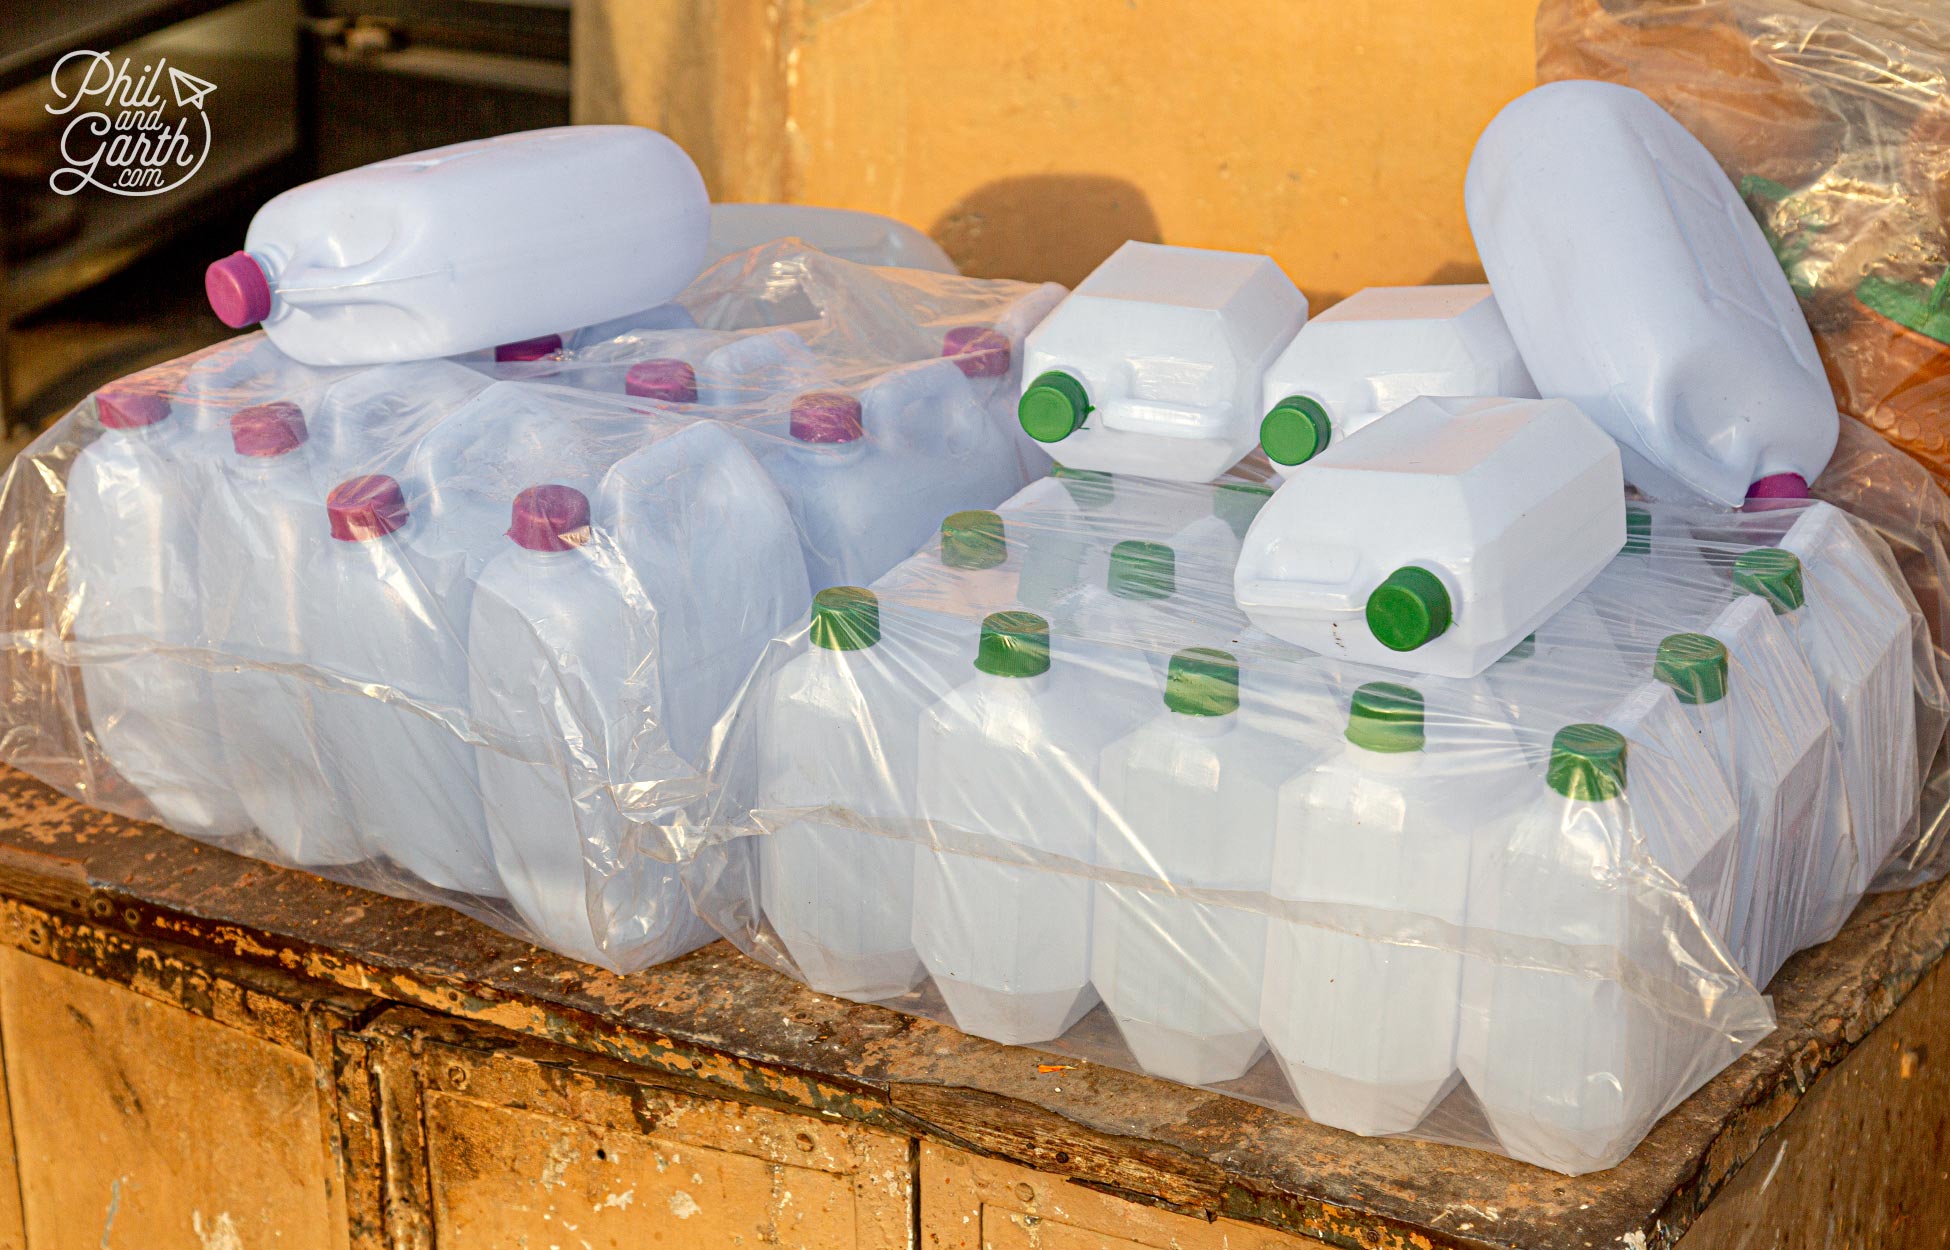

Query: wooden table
[[0, 764, 1943, 1250]]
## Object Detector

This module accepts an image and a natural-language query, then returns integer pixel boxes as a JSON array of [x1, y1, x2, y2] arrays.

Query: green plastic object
[[1259, 396, 1332, 467], [1733, 547, 1806, 615], [1346, 681, 1425, 753], [810, 586, 880, 651], [1366, 566, 1453, 652], [1654, 633, 1729, 705], [1019, 371, 1091, 443], [975, 610, 1051, 678], [1548, 723, 1627, 802], [1499, 633, 1537, 663], [1214, 482, 1275, 541], [1164, 647, 1240, 717], [1109, 540, 1175, 600], [1623, 508, 1651, 556], [1856, 270, 1950, 346], [1052, 464, 1115, 509], [941, 509, 1007, 570]]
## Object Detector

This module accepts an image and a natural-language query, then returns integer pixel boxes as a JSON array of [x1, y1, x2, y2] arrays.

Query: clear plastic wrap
[[1534, 0, 1950, 483], [0, 240, 1060, 972], [687, 468, 1947, 1174]]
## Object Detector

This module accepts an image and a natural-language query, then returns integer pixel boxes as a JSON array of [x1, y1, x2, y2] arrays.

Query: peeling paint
[[667, 1191, 701, 1220], [191, 1210, 244, 1250]]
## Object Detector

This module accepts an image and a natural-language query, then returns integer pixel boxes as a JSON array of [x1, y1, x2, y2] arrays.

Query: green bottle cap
[[1214, 482, 1275, 541], [975, 610, 1051, 678], [1019, 371, 1090, 443], [1109, 540, 1175, 600], [1164, 647, 1240, 717], [1624, 508, 1651, 556], [1548, 723, 1628, 801], [1346, 681, 1425, 753], [810, 586, 880, 651], [1260, 396, 1332, 466], [941, 509, 1006, 570], [1655, 633, 1729, 705], [1052, 464, 1114, 509], [1366, 566, 1453, 652], [1733, 547, 1805, 614]]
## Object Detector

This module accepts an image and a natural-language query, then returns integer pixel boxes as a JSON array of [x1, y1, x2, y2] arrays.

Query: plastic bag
[[0, 240, 1060, 972], [1535, 0, 1950, 482], [686, 468, 1945, 1174]]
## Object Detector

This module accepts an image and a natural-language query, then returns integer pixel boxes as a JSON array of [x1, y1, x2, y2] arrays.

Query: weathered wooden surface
[[0, 764, 1945, 1250]]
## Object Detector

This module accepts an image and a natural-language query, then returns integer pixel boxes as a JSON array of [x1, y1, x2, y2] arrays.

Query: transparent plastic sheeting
[[1535, 0, 1950, 486], [688, 464, 1949, 1175], [0, 241, 1064, 974]]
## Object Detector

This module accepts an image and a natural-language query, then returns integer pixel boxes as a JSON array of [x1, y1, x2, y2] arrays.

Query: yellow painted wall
[[575, 0, 1540, 301]]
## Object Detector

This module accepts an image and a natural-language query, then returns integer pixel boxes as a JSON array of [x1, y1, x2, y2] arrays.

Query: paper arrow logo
[[167, 66, 216, 110]]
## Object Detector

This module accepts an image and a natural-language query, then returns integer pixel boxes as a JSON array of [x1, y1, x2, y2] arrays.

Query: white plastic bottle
[[1002, 470, 1123, 612], [758, 587, 936, 1001], [912, 611, 1119, 1044], [67, 388, 252, 837], [1262, 681, 1524, 1135], [1172, 482, 1275, 574], [1017, 242, 1308, 482], [1733, 540, 1911, 923], [198, 402, 362, 865], [206, 126, 709, 366], [754, 360, 1024, 590], [302, 474, 496, 895], [1481, 600, 1638, 756], [308, 358, 492, 483], [870, 509, 1021, 677], [1092, 647, 1296, 1084], [1465, 81, 1837, 507], [1234, 395, 1625, 678], [616, 326, 824, 407], [1460, 724, 1674, 1173], [1257, 285, 1535, 474]]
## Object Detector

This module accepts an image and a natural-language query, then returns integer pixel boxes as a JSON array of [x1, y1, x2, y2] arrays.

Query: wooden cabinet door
[[354, 1009, 915, 1249]]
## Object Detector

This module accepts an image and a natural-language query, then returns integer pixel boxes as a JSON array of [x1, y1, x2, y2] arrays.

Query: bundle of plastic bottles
[[0, 241, 1061, 971], [688, 462, 1950, 1173]]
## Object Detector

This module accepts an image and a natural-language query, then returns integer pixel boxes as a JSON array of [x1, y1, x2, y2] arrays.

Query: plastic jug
[[1257, 285, 1535, 474], [1481, 601, 1638, 759], [1459, 724, 1679, 1172], [606, 326, 824, 407], [1172, 482, 1275, 574], [1734, 532, 1913, 913], [1465, 81, 1838, 507], [198, 403, 361, 865], [752, 360, 1025, 591], [912, 612, 1119, 1044], [300, 474, 495, 894], [758, 588, 937, 1002], [1234, 395, 1625, 678], [309, 359, 493, 483], [1016, 242, 1308, 482], [205, 127, 709, 366], [1261, 681, 1526, 1135], [1092, 647, 1295, 1084], [67, 388, 251, 838]]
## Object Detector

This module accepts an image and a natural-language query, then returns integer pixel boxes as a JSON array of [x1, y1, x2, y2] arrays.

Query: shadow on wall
[[932, 175, 1163, 288]]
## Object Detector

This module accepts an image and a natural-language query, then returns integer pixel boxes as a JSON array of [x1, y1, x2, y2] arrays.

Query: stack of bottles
[[0, 241, 1060, 972], [691, 474, 1947, 1173]]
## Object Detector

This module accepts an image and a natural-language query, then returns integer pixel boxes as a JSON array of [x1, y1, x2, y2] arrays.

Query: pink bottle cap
[[942, 326, 1011, 378], [230, 401, 308, 458], [327, 475, 409, 542], [1745, 472, 1810, 511], [507, 484, 591, 552], [790, 391, 864, 444], [624, 358, 699, 403], [495, 335, 563, 363], [96, 388, 171, 430], [206, 252, 272, 328]]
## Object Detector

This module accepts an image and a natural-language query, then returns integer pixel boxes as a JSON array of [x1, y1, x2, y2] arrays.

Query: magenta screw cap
[[624, 358, 700, 403], [327, 475, 409, 542], [1745, 472, 1810, 511], [206, 252, 272, 328], [942, 326, 1011, 378], [495, 334, 563, 363], [791, 391, 864, 444], [96, 388, 171, 430], [508, 484, 591, 552], [230, 401, 308, 458]]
